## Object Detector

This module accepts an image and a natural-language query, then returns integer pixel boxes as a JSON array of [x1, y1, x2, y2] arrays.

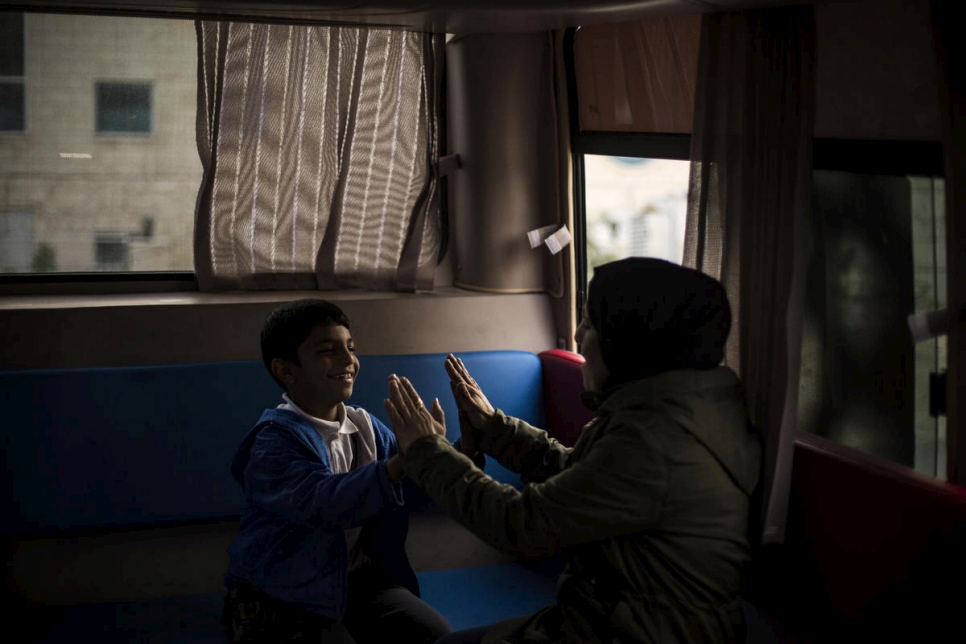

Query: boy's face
[[282, 322, 360, 420]]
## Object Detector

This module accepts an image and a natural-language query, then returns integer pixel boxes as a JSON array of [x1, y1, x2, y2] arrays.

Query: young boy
[[222, 299, 451, 643]]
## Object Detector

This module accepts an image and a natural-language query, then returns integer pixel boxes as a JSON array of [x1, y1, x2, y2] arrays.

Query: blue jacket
[[224, 406, 419, 619]]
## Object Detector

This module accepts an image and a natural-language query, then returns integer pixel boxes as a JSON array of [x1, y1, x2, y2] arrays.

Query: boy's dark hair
[[261, 299, 351, 390]]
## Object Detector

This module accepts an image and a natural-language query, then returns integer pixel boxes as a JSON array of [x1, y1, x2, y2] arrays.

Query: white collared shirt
[[278, 393, 377, 473], [278, 394, 379, 570]]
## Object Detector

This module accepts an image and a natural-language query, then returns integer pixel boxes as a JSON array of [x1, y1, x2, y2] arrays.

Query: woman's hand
[[383, 375, 446, 454], [445, 354, 495, 457]]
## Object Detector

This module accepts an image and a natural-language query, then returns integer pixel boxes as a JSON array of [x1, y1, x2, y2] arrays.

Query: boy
[[222, 299, 451, 643]]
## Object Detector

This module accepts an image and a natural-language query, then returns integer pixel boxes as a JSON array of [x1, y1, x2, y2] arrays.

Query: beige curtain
[[684, 7, 816, 544], [194, 22, 443, 291]]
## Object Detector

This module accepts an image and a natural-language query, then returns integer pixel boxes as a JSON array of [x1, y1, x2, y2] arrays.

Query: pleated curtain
[[684, 7, 816, 545], [193, 22, 443, 291]]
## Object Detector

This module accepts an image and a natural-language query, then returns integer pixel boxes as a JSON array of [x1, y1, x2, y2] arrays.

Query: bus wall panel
[[0, 290, 557, 370]]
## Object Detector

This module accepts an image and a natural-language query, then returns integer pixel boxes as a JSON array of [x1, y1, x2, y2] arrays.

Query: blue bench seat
[[1, 351, 543, 536], [4, 350, 556, 641], [7, 348, 795, 643]]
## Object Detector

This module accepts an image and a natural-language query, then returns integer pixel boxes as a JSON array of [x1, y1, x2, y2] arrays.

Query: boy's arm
[[244, 427, 404, 530]]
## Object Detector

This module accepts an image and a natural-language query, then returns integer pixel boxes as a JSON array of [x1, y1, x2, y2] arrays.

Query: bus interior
[[1, 0, 963, 641]]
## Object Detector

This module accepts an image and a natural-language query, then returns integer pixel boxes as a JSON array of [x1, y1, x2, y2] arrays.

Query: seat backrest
[[0, 350, 543, 536], [538, 349, 593, 447]]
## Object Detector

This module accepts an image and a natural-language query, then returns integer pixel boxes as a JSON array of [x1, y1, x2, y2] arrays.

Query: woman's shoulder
[[584, 409, 673, 455], [594, 401, 712, 457]]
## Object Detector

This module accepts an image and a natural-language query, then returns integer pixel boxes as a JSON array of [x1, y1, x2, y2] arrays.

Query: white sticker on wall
[[544, 226, 572, 255], [527, 224, 559, 249]]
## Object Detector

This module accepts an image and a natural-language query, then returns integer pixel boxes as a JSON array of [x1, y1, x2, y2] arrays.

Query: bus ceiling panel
[[0, 0, 819, 32]]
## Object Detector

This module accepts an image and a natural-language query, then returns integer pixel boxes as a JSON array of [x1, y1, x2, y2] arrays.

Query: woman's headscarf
[[585, 257, 732, 390]]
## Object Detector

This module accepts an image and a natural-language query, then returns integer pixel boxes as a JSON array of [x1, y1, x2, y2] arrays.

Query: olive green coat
[[404, 367, 762, 643]]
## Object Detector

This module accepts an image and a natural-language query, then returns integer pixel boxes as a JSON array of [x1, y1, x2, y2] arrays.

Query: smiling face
[[272, 322, 360, 421], [574, 304, 610, 392]]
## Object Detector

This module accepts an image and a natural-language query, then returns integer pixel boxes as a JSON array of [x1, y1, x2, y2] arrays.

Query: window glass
[[96, 82, 152, 134], [798, 170, 947, 477], [582, 154, 690, 285], [0, 211, 33, 271], [0, 13, 199, 274]]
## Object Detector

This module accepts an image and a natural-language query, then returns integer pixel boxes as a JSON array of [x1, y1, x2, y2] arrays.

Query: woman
[[384, 257, 762, 643]]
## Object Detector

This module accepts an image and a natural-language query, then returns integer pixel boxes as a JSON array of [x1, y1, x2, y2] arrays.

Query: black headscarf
[[585, 257, 732, 392]]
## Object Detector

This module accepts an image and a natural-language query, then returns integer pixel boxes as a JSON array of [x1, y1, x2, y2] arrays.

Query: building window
[[96, 81, 152, 134], [0, 12, 25, 132], [95, 233, 131, 271]]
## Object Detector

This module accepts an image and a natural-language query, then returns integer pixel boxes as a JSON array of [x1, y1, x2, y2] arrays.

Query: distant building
[[628, 198, 685, 263], [582, 155, 689, 272], [0, 13, 200, 273]]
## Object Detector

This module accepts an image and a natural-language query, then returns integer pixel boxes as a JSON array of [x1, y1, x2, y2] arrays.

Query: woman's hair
[[586, 257, 731, 389], [260, 299, 351, 390]]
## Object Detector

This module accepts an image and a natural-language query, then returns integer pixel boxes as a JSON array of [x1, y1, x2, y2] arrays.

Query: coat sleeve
[[243, 426, 404, 530], [478, 410, 573, 483], [368, 412, 431, 511], [404, 414, 669, 557]]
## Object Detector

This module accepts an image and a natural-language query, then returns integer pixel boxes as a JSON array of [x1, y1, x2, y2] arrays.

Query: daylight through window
[[0, 13, 199, 274], [583, 155, 690, 286]]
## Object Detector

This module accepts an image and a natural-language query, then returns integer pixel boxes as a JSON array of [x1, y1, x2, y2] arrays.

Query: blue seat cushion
[[417, 559, 564, 631], [1, 350, 544, 536]]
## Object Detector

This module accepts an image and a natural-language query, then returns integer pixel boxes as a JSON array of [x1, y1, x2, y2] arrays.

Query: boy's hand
[[445, 354, 494, 457], [383, 375, 446, 454]]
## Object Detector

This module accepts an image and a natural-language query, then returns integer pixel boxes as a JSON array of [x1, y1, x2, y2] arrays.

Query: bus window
[[582, 155, 690, 288], [0, 13, 199, 276], [798, 170, 947, 478]]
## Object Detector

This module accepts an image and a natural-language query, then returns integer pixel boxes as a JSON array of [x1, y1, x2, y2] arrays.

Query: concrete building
[[0, 12, 200, 273]]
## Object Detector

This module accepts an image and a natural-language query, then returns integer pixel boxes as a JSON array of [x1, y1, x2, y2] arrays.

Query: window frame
[[563, 31, 951, 480], [0, 10, 26, 134], [572, 139, 691, 318], [564, 27, 695, 321], [0, 11, 448, 294], [0, 12, 194, 292]]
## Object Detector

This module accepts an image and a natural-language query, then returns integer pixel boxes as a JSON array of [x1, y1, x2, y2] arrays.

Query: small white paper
[[527, 225, 558, 249], [544, 226, 572, 255]]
